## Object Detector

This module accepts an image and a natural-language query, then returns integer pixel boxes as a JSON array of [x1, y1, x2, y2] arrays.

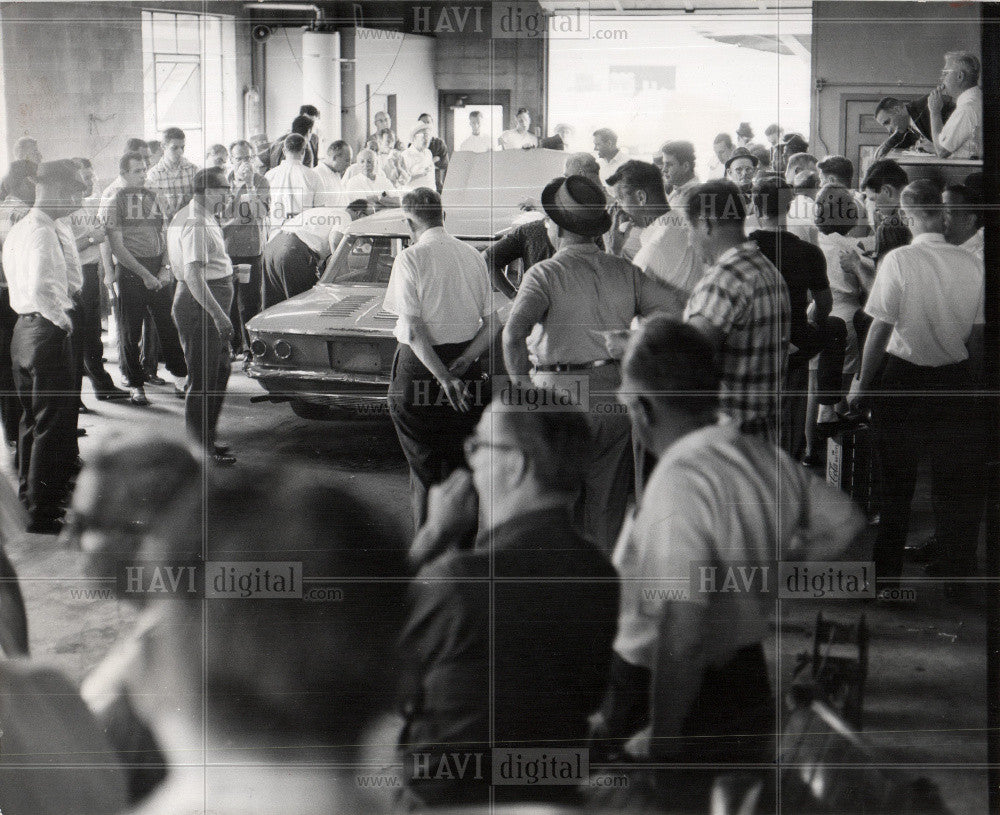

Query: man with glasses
[[382, 187, 500, 530], [399, 401, 619, 809], [224, 140, 269, 358], [166, 168, 236, 466], [928, 51, 982, 159]]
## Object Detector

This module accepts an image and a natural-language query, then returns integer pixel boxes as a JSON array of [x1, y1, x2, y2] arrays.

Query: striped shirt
[[684, 242, 790, 426], [145, 156, 199, 220], [613, 421, 865, 669]]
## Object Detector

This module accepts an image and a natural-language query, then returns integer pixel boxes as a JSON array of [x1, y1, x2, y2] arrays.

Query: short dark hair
[[606, 160, 667, 202], [660, 140, 695, 168], [814, 184, 862, 236], [686, 179, 746, 227], [944, 182, 982, 226], [283, 133, 306, 154], [900, 178, 943, 218], [748, 144, 771, 168], [125, 137, 147, 153], [862, 158, 909, 194], [229, 139, 253, 155], [299, 104, 320, 118], [146, 139, 161, 153], [517, 107, 530, 116], [418, 112, 431, 121], [290, 115, 314, 136], [874, 97, 903, 116], [192, 167, 229, 195], [73, 157, 92, 170], [1, 160, 37, 204], [346, 199, 370, 218], [142, 461, 410, 749], [623, 315, 720, 420], [817, 155, 854, 186], [162, 127, 185, 143], [328, 139, 351, 157], [119, 151, 146, 175], [713, 133, 734, 149], [493, 404, 592, 494], [782, 133, 809, 156], [401, 187, 444, 225], [794, 172, 820, 192], [751, 173, 792, 219], [765, 123, 782, 137]]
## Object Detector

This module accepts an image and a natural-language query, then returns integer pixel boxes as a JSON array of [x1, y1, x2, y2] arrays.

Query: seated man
[[928, 50, 982, 158], [599, 315, 864, 809], [123, 461, 410, 815], [399, 401, 619, 809], [344, 149, 397, 206], [873, 95, 954, 159]]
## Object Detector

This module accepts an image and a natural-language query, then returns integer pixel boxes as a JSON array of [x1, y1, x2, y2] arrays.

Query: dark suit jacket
[[875, 95, 956, 159], [397, 506, 619, 808]]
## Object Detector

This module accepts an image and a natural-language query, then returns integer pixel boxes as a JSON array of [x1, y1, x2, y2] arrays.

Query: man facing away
[[683, 179, 790, 442], [166, 168, 237, 466], [398, 404, 618, 810], [598, 315, 864, 809], [2, 160, 87, 533], [264, 134, 321, 231]]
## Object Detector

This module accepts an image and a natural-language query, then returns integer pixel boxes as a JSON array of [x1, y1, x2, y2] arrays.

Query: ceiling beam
[[779, 33, 810, 61]]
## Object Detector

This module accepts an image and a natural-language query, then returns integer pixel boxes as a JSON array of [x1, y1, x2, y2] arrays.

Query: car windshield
[[320, 235, 407, 285]]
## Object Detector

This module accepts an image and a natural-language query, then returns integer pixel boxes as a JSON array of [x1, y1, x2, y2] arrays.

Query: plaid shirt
[[684, 241, 790, 426], [145, 156, 199, 220]]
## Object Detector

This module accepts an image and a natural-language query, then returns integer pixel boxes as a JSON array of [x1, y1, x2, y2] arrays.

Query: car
[[245, 149, 569, 420]]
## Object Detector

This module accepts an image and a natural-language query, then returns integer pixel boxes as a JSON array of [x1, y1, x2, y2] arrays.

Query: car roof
[[346, 149, 569, 239]]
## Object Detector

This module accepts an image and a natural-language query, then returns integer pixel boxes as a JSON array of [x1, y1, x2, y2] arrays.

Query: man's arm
[[107, 230, 160, 289], [483, 228, 529, 299], [810, 287, 833, 324], [502, 283, 548, 386], [448, 310, 502, 377], [847, 318, 893, 410], [403, 314, 472, 412], [408, 469, 478, 569], [928, 87, 954, 158]]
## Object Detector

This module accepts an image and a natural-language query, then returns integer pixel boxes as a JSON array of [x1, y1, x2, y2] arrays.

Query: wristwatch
[[87, 235, 96, 246]]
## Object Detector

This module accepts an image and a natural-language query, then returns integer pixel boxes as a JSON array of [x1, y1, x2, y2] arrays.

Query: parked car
[[245, 149, 569, 419]]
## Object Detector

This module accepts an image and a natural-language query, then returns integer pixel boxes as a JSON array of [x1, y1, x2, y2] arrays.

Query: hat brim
[[725, 154, 759, 172], [540, 176, 612, 239]]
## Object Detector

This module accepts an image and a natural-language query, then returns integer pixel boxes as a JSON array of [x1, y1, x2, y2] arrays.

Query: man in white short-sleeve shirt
[[849, 179, 985, 582], [929, 51, 982, 159], [382, 187, 499, 529], [167, 168, 237, 465]]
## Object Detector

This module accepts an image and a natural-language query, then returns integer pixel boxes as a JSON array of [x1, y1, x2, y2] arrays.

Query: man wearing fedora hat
[[724, 148, 758, 197], [2, 160, 87, 533], [503, 174, 677, 552]]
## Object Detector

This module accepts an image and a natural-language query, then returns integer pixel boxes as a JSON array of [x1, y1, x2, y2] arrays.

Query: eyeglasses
[[463, 436, 523, 461]]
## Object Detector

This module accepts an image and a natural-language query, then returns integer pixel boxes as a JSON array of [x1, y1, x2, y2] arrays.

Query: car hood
[[247, 284, 396, 337]]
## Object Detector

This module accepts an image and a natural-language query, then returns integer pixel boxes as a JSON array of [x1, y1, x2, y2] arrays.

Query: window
[[142, 11, 237, 160]]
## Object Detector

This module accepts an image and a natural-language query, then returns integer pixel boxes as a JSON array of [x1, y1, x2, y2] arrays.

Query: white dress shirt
[[313, 162, 348, 207], [961, 227, 984, 263], [345, 171, 393, 199], [167, 201, 233, 284], [865, 232, 983, 366], [65, 194, 104, 266], [399, 147, 435, 190], [3, 209, 82, 332], [630, 212, 704, 307], [382, 226, 491, 345], [278, 207, 349, 259], [938, 85, 982, 158], [666, 176, 700, 209], [264, 160, 322, 228], [458, 134, 493, 153]]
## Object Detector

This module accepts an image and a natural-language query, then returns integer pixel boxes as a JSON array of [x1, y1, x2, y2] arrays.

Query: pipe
[[242, 3, 324, 24]]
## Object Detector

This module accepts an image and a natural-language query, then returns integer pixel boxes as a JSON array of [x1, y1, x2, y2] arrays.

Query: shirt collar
[[557, 241, 601, 255], [963, 228, 984, 249], [910, 232, 947, 246], [957, 85, 980, 105], [652, 418, 735, 477], [27, 207, 56, 228], [416, 225, 447, 244]]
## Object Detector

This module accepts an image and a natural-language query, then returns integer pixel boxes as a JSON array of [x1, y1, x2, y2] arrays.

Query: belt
[[533, 358, 618, 373]]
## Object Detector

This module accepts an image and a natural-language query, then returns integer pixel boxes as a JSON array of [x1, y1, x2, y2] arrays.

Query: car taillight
[[250, 339, 268, 357], [273, 340, 293, 360]]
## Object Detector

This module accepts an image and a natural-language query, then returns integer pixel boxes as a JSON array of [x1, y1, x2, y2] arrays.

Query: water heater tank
[[301, 30, 342, 151]]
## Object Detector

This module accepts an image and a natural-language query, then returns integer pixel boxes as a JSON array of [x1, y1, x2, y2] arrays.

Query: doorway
[[439, 90, 511, 151]]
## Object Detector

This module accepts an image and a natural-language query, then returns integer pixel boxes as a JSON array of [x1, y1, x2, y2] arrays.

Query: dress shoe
[[78, 402, 91, 415], [174, 378, 188, 400], [95, 386, 130, 401], [129, 386, 150, 406], [214, 443, 231, 455], [77, 427, 87, 437], [147, 375, 167, 386], [211, 451, 237, 467], [27, 516, 64, 535]]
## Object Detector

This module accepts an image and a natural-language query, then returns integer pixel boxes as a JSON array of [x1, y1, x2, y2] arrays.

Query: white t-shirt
[[786, 193, 820, 245], [816, 231, 865, 324], [938, 85, 982, 159], [865, 232, 984, 366], [631, 212, 703, 309], [598, 150, 629, 186], [498, 129, 538, 151], [399, 147, 435, 190], [314, 162, 348, 207], [458, 134, 493, 153], [382, 226, 491, 345]]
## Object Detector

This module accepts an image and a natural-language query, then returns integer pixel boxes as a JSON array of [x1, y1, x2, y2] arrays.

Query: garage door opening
[[547, 11, 812, 178]]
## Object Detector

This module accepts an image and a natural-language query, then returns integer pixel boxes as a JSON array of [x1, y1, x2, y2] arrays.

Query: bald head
[[564, 152, 601, 187]]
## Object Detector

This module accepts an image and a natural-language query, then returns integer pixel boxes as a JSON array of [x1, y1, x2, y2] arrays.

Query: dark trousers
[[10, 314, 76, 520], [116, 259, 187, 387], [873, 355, 986, 579], [172, 278, 233, 451], [140, 311, 159, 378], [262, 232, 318, 309], [229, 253, 263, 353], [78, 263, 116, 392], [0, 287, 22, 445], [388, 342, 488, 531], [783, 317, 847, 458]]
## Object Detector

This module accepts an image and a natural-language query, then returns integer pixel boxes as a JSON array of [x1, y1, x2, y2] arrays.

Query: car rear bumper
[[246, 363, 390, 405]]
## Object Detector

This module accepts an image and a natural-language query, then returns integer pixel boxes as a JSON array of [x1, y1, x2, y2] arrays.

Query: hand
[[915, 137, 936, 153], [439, 376, 471, 412], [845, 378, 871, 414], [141, 274, 162, 291], [215, 315, 234, 342], [839, 250, 860, 276], [601, 329, 632, 359], [928, 86, 944, 115], [90, 224, 107, 244], [448, 355, 473, 377]]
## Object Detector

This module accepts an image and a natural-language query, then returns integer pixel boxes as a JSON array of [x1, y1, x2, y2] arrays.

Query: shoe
[[147, 375, 167, 386], [27, 516, 64, 535], [129, 386, 150, 406], [78, 402, 91, 415], [801, 453, 825, 468], [174, 378, 188, 400], [95, 386, 130, 401], [214, 443, 231, 455], [76, 427, 87, 438], [211, 451, 237, 467], [817, 405, 839, 425]]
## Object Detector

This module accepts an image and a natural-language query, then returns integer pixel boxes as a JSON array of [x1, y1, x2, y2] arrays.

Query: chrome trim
[[246, 364, 391, 386]]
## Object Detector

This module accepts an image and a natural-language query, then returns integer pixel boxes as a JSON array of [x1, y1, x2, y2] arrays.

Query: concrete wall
[[0, 1, 252, 182], [263, 26, 305, 142], [811, 1, 980, 158]]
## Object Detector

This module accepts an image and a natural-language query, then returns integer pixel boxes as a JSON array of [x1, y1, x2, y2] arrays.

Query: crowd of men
[[0, 46, 988, 815]]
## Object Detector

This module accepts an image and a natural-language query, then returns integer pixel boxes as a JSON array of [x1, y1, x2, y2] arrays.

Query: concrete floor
[[4, 348, 989, 814]]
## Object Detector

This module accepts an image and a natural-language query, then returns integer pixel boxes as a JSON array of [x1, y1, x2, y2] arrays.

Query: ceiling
[[539, 0, 812, 14]]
